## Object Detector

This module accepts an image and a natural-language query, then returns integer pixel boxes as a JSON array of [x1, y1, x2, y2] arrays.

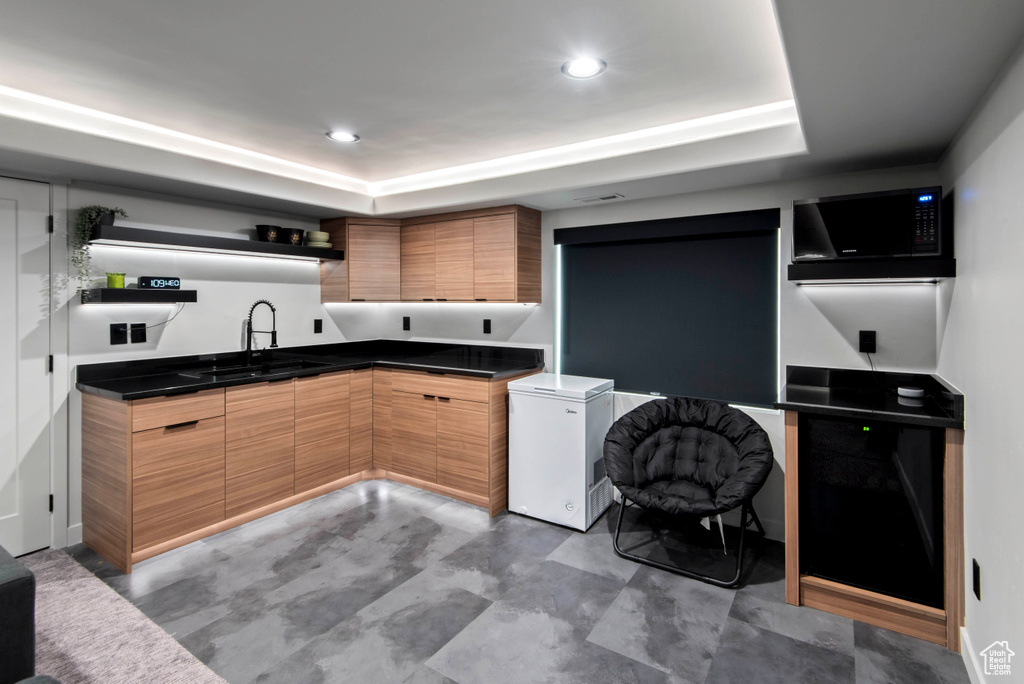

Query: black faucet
[[245, 299, 278, 365]]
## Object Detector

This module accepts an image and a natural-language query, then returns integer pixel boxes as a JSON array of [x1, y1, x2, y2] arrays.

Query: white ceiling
[[0, 0, 1022, 217]]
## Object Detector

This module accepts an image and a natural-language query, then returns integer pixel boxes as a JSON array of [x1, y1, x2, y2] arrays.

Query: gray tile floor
[[69, 480, 971, 684]]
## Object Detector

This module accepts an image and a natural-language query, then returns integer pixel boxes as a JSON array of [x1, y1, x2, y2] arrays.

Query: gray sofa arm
[[0, 545, 35, 684]]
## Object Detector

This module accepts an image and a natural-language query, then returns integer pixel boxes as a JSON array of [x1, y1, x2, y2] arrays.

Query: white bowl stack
[[305, 230, 332, 249]]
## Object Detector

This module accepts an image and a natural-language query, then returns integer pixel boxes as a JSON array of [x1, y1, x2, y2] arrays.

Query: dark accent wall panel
[[559, 210, 779, 407]]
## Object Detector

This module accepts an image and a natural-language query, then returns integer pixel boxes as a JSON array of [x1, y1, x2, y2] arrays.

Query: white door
[[0, 177, 51, 555]]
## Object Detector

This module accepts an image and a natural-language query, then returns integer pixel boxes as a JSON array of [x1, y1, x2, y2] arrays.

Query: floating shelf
[[90, 224, 345, 261], [788, 258, 956, 284], [81, 288, 198, 304]]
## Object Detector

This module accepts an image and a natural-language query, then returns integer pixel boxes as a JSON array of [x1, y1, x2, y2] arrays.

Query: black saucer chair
[[604, 396, 774, 587]]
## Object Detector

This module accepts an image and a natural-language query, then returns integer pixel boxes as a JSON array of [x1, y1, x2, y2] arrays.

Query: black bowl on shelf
[[255, 225, 280, 242], [277, 228, 305, 245]]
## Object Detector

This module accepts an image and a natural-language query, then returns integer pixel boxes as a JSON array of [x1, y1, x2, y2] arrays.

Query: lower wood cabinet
[[225, 380, 295, 518], [294, 372, 350, 493], [81, 365, 537, 573], [375, 368, 537, 514], [132, 416, 225, 551], [392, 390, 439, 482], [436, 398, 490, 497]]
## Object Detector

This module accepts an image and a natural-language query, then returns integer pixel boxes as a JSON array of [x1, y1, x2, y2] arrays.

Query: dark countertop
[[77, 340, 545, 401], [775, 365, 964, 429]]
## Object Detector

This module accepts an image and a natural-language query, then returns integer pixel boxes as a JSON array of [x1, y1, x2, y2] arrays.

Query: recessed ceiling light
[[561, 57, 607, 80], [326, 131, 360, 143]]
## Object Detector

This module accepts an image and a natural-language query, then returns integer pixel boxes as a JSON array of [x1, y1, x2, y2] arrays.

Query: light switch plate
[[130, 323, 146, 344]]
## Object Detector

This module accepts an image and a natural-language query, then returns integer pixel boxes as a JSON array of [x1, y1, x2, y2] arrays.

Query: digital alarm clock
[[138, 276, 181, 290]]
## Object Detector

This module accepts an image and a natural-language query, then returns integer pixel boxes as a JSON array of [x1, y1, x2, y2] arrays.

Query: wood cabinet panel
[[391, 391, 437, 482], [401, 223, 436, 301], [294, 372, 350, 492], [132, 415, 224, 551], [320, 218, 349, 303], [133, 415, 225, 477], [473, 214, 516, 301], [225, 381, 294, 516], [390, 369, 489, 403], [372, 369, 393, 470], [435, 219, 475, 301], [225, 458, 294, 519], [350, 369, 373, 473], [81, 393, 132, 573], [516, 207, 542, 303], [349, 224, 400, 301], [131, 388, 224, 432], [436, 398, 489, 497]]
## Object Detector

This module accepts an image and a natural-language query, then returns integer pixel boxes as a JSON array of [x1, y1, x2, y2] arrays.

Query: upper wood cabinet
[[435, 219, 475, 300], [325, 205, 541, 303], [320, 218, 401, 302]]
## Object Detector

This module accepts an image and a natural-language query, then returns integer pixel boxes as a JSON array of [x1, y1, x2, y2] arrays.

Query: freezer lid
[[508, 372, 614, 399]]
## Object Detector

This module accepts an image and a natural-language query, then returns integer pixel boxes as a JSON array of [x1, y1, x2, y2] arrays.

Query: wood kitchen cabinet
[[225, 380, 295, 518], [294, 371, 350, 493], [83, 370, 374, 573], [82, 388, 227, 573], [373, 367, 538, 514], [325, 205, 541, 304], [391, 391, 438, 481], [320, 218, 401, 302], [81, 363, 538, 573], [349, 369, 373, 473], [400, 218, 476, 301]]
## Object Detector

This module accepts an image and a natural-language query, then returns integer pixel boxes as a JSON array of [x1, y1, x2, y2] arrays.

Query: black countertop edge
[[774, 364, 964, 430], [75, 340, 545, 401], [773, 399, 963, 429]]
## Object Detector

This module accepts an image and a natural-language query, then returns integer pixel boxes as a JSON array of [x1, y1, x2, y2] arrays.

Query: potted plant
[[73, 205, 127, 292]]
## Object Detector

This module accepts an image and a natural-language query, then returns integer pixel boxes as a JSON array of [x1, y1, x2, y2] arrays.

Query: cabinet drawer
[[132, 416, 225, 551], [391, 369, 489, 403], [133, 415, 225, 478], [132, 388, 225, 432]]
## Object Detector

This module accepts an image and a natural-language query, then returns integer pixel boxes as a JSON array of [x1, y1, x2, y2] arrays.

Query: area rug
[[21, 549, 227, 684]]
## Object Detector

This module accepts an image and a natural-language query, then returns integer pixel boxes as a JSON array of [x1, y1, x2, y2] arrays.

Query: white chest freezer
[[508, 373, 614, 531]]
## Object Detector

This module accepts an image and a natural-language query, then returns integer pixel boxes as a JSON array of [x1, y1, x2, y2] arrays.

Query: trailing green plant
[[73, 205, 127, 291]]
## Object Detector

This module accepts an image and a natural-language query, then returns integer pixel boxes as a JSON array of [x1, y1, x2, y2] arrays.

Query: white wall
[[544, 164, 942, 541], [938, 36, 1024, 678]]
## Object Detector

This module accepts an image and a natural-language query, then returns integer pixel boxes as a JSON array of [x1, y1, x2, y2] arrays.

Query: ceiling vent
[[574, 193, 625, 203]]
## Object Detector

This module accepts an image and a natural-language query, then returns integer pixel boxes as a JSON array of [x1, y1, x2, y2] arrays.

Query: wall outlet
[[483, 318, 492, 334], [130, 323, 146, 344], [859, 330, 877, 354], [313, 318, 323, 334], [403, 316, 410, 331], [110, 323, 128, 345], [973, 559, 981, 600]]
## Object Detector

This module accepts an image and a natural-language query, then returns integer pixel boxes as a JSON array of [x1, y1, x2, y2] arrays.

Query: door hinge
[[47, 215, 54, 233], [49, 494, 54, 513], [48, 355, 54, 373]]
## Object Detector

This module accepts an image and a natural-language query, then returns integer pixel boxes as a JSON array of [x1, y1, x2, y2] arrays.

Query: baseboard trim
[[66, 523, 83, 546], [960, 626, 984, 684]]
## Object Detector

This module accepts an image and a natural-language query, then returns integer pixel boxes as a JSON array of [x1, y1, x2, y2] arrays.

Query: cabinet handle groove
[[351, 298, 365, 302], [423, 394, 436, 400], [475, 298, 487, 301], [438, 396, 451, 402], [164, 420, 199, 430]]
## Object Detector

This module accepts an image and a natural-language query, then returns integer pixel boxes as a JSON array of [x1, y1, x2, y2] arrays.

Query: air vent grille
[[574, 193, 625, 203]]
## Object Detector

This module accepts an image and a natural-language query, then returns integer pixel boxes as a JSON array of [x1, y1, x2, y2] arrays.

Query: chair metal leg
[[612, 498, 765, 589]]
